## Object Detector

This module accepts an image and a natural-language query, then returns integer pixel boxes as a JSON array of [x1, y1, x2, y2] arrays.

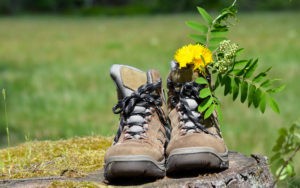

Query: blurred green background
[[0, 0, 299, 184]]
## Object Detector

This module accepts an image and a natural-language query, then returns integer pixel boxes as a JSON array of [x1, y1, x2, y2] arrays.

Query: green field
[[0, 12, 299, 177]]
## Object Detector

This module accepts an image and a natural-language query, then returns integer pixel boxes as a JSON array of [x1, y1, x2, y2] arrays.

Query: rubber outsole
[[166, 147, 229, 174], [104, 155, 165, 181]]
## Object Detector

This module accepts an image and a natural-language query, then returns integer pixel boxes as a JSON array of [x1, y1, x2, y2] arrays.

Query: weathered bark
[[0, 151, 274, 188]]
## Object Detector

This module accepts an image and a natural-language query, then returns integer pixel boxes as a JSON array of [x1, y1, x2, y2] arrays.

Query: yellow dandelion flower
[[174, 45, 194, 68], [174, 44, 213, 73], [193, 46, 213, 70]]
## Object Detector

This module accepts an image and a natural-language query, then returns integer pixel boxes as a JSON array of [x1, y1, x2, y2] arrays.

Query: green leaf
[[197, 7, 213, 25], [232, 69, 241, 75], [235, 48, 244, 56], [278, 128, 287, 136], [209, 45, 218, 52], [234, 60, 248, 67], [259, 93, 267, 113], [186, 21, 208, 33], [268, 96, 280, 114], [286, 164, 294, 176], [253, 88, 262, 108], [210, 37, 227, 45], [253, 72, 266, 83], [204, 104, 215, 119], [214, 74, 223, 90], [212, 25, 229, 32], [273, 85, 286, 93], [196, 77, 208, 85], [276, 165, 288, 181], [270, 153, 280, 163], [189, 34, 206, 44], [215, 104, 223, 123], [198, 97, 213, 112], [289, 123, 300, 134], [210, 30, 228, 37], [274, 158, 284, 170], [223, 75, 231, 96], [214, 96, 221, 105], [240, 81, 248, 103], [236, 59, 252, 76], [199, 88, 211, 98], [244, 58, 258, 79], [248, 84, 256, 107], [232, 77, 240, 101], [260, 79, 272, 88], [272, 143, 282, 152]]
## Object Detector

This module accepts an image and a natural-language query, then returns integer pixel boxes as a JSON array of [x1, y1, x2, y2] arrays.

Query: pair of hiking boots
[[104, 61, 228, 181]]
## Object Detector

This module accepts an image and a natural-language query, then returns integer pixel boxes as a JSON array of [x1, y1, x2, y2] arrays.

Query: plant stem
[[2, 88, 11, 161], [272, 144, 300, 187]]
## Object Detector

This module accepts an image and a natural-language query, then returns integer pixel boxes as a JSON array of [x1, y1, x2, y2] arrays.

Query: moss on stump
[[0, 137, 274, 187]]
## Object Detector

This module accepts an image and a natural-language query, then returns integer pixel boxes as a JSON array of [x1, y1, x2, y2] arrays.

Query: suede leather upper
[[166, 64, 228, 156], [105, 68, 168, 162]]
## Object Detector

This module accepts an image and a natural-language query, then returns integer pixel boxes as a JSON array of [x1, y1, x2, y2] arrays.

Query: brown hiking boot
[[104, 64, 170, 181], [166, 61, 228, 174]]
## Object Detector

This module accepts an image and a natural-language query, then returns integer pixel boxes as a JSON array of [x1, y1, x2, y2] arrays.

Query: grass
[[0, 11, 299, 179]]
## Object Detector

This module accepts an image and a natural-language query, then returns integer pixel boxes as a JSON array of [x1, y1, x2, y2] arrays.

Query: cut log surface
[[0, 151, 274, 188]]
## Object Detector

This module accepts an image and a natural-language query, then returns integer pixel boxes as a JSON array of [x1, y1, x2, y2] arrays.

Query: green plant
[[2, 88, 11, 162], [271, 122, 300, 186], [184, 2, 298, 186], [186, 0, 285, 120]]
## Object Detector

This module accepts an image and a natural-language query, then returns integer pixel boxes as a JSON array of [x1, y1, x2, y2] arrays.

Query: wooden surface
[[0, 151, 274, 187]]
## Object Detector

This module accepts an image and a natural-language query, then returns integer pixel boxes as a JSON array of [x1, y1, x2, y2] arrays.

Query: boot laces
[[168, 79, 214, 136], [112, 79, 170, 144]]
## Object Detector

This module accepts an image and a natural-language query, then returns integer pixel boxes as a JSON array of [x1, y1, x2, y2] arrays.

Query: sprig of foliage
[[186, 0, 237, 51], [186, 1, 285, 118], [195, 77, 223, 122], [271, 122, 300, 186], [213, 55, 285, 114]]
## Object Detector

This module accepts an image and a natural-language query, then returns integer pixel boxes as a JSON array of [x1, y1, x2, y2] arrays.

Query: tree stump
[[0, 151, 274, 187]]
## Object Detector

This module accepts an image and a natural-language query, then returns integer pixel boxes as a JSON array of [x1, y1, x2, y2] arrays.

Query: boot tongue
[[110, 64, 154, 98], [110, 65, 159, 139], [169, 60, 201, 83], [169, 60, 202, 131]]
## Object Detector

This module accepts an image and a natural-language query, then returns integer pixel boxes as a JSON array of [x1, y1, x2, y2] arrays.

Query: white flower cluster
[[213, 40, 238, 73]]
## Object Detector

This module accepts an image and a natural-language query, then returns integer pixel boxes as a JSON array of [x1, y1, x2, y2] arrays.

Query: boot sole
[[166, 147, 229, 174], [104, 155, 165, 181]]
